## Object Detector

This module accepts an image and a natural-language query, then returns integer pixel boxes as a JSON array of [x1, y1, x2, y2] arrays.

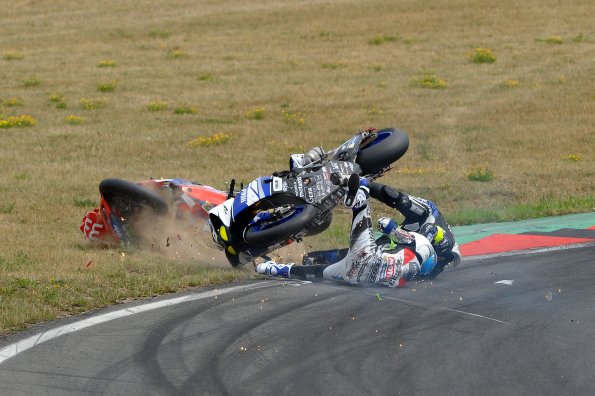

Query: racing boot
[[368, 183, 430, 231], [446, 243, 462, 268], [256, 261, 293, 279], [334, 173, 369, 209]]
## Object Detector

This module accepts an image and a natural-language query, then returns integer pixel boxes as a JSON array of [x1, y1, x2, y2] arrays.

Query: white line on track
[[0, 281, 276, 365]]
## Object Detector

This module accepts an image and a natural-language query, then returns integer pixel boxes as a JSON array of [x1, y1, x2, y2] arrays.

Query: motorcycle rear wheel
[[356, 127, 409, 175]]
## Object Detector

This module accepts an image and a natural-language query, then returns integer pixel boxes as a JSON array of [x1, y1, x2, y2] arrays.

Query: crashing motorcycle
[[80, 178, 228, 247], [208, 127, 409, 267], [80, 127, 409, 267]]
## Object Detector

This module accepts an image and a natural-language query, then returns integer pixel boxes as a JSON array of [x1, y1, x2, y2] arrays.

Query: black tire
[[356, 128, 409, 175], [244, 202, 318, 247], [99, 178, 168, 219]]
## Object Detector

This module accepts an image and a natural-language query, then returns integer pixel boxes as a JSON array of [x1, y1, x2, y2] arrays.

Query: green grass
[[368, 34, 400, 45], [146, 100, 169, 111], [447, 196, 595, 225], [2, 51, 24, 60], [97, 80, 118, 92], [244, 107, 266, 120], [469, 47, 497, 63], [411, 72, 447, 89], [80, 97, 109, 109], [22, 76, 41, 87], [0, 203, 15, 214], [174, 105, 198, 114], [0, 0, 593, 335], [65, 115, 84, 125], [1, 97, 24, 107], [148, 29, 172, 38], [466, 166, 496, 182]]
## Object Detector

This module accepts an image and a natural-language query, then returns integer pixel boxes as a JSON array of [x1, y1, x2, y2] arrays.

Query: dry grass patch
[[168, 48, 189, 59], [0, 0, 593, 334], [80, 97, 109, 110], [0, 97, 24, 107], [2, 51, 24, 60], [148, 29, 172, 38], [146, 100, 169, 111]]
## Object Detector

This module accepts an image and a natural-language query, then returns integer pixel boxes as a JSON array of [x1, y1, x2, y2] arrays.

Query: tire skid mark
[[181, 289, 349, 395]]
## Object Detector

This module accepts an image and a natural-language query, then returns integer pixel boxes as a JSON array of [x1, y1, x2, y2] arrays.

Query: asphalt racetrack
[[1, 244, 594, 395]]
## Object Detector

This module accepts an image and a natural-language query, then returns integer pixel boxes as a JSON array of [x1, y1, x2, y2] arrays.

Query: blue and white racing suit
[[320, 186, 437, 287], [257, 185, 438, 288]]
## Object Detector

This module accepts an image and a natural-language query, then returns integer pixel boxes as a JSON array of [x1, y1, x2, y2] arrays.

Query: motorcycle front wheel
[[99, 178, 169, 219], [243, 195, 318, 247]]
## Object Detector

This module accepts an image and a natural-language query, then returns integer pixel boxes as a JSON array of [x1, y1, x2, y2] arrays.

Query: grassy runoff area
[[0, 0, 593, 334]]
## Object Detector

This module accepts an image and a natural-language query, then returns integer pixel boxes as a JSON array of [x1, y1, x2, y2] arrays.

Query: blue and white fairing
[[232, 176, 284, 220]]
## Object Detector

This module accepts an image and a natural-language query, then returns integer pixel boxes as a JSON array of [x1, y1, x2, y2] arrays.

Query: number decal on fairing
[[83, 218, 104, 242], [272, 176, 283, 192]]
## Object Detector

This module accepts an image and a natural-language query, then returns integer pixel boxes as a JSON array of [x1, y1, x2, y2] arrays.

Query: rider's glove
[[378, 217, 415, 245], [378, 217, 397, 235]]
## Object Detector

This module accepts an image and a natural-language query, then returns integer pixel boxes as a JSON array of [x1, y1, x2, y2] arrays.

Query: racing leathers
[[368, 181, 461, 277], [256, 176, 438, 288]]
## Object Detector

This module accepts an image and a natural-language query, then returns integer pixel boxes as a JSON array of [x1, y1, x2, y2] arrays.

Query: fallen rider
[[256, 174, 461, 288]]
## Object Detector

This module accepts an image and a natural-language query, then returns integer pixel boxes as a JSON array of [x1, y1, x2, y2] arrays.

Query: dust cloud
[[130, 209, 230, 268], [129, 208, 309, 268]]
